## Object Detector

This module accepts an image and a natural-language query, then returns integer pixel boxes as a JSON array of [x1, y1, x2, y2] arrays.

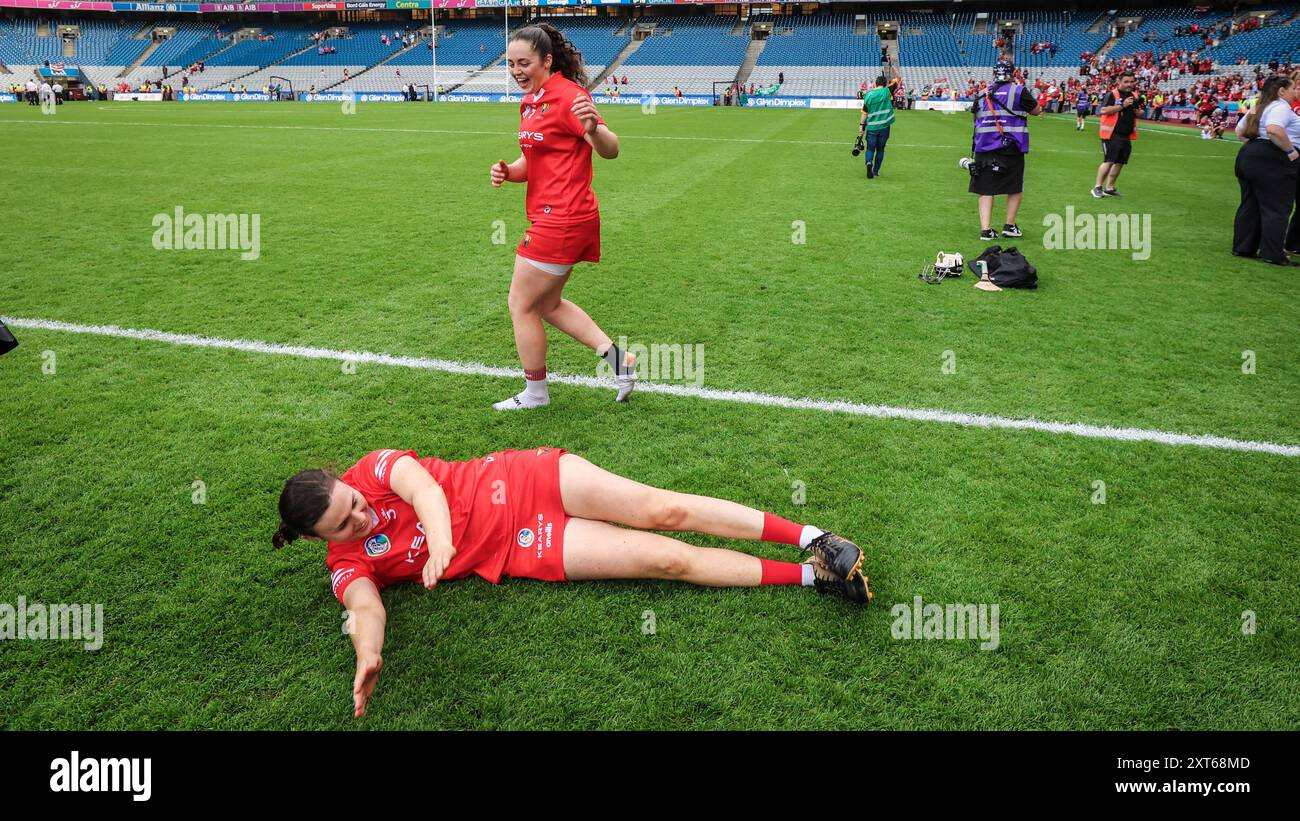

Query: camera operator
[[857, 61, 900, 179], [1092, 71, 1139, 198], [968, 59, 1042, 241]]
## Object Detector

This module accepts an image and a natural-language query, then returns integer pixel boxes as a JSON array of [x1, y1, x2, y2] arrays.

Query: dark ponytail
[[272, 469, 337, 548], [1243, 75, 1293, 140], [511, 23, 588, 89]]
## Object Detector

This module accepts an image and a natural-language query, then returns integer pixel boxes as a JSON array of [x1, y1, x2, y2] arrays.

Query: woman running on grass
[[273, 448, 872, 717], [489, 23, 636, 411]]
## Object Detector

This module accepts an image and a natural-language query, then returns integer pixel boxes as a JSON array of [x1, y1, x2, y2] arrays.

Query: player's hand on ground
[[353, 652, 383, 718], [572, 98, 600, 134], [422, 542, 457, 589], [490, 159, 509, 187]]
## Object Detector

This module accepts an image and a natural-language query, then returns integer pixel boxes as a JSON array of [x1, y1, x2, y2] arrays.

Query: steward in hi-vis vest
[[968, 59, 1042, 241], [1093, 71, 1140, 199]]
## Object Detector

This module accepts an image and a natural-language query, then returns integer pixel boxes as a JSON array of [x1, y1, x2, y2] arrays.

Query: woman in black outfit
[[1233, 76, 1300, 266]]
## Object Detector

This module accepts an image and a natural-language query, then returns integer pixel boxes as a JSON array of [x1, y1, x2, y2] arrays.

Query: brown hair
[[272, 469, 337, 548], [1242, 76, 1293, 140], [510, 22, 588, 88]]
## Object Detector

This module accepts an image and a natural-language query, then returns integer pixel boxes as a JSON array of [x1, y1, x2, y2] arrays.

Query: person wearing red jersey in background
[[273, 449, 872, 716], [489, 24, 636, 411]]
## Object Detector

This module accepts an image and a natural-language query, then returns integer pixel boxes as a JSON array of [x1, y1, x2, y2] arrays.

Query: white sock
[[798, 525, 825, 549], [801, 563, 816, 586], [492, 385, 550, 411], [524, 377, 549, 401]]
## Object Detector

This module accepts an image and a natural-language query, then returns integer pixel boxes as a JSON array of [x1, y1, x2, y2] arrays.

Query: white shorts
[[517, 255, 573, 277]]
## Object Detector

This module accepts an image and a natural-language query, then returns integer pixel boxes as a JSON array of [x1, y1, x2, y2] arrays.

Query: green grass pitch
[[0, 100, 1296, 729]]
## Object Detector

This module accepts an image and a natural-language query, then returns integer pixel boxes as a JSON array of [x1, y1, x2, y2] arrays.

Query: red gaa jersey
[[518, 71, 605, 226], [326, 449, 535, 603]]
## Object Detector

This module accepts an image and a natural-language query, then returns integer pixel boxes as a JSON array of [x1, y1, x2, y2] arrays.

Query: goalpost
[[269, 74, 291, 100]]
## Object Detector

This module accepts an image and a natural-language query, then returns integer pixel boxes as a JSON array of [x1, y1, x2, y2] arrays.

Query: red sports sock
[[524, 367, 547, 381], [759, 559, 804, 586], [761, 512, 803, 546]]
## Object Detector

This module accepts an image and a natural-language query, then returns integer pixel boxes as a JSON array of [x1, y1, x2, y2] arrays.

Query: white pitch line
[[1041, 111, 1230, 141], [4, 316, 1296, 458], [0, 117, 1232, 159]]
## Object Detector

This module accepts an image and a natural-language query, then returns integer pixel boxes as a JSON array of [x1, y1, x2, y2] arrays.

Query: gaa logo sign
[[516, 528, 535, 549]]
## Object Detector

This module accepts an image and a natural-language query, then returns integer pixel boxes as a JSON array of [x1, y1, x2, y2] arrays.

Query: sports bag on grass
[[975, 246, 1038, 289]]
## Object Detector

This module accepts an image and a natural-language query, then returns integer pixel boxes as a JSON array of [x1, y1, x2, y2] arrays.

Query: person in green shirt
[[857, 62, 900, 179]]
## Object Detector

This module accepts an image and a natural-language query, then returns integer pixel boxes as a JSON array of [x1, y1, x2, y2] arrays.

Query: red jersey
[[518, 72, 605, 226], [326, 448, 546, 603]]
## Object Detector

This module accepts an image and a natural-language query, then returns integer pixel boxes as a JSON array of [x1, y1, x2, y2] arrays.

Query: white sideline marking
[[4, 316, 1296, 458], [0, 117, 1232, 159], [1042, 111, 1230, 141]]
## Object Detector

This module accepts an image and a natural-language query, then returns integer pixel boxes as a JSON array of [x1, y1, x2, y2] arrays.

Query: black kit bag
[[0, 319, 16, 355], [975, 245, 1039, 289]]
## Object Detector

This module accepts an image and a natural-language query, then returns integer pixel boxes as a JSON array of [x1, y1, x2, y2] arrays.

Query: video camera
[[959, 156, 1006, 177]]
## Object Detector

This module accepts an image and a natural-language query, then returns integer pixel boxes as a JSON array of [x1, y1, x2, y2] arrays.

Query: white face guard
[[919, 252, 965, 284]]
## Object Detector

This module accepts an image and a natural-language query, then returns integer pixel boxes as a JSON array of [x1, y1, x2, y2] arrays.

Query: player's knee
[[539, 296, 564, 321], [650, 544, 693, 580], [507, 290, 541, 320], [648, 496, 689, 531]]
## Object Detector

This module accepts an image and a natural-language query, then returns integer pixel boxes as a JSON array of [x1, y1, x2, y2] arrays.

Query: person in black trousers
[[1233, 76, 1300, 266], [1283, 94, 1300, 256]]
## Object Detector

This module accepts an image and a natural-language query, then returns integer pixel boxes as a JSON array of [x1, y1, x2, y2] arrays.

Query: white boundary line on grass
[[4, 316, 1296, 458], [0, 118, 1235, 159], [1041, 111, 1227, 140]]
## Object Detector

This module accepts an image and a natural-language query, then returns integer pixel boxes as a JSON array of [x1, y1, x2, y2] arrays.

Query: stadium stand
[[616, 16, 750, 94], [4, 5, 1300, 105], [143, 21, 222, 68], [1204, 4, 1300, 64], [749, 13, 881, 98]]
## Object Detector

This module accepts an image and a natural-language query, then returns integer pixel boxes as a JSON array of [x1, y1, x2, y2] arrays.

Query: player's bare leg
[[542, 298, 608, 350], [541, 299, 637, 401], [561, 518, 869, 602], [494, 257, 564, 411], [558, 454, 867, 585], [494, 256, 636, 410], [563, 517, 760, 586], [560, 452, 760, 538]]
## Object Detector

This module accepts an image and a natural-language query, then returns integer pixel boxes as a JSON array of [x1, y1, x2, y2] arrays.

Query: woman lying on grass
[[274, 447, 871, 716]]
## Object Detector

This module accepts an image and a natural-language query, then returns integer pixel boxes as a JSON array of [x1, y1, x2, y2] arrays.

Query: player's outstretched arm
[[389, 455, 456, 589], [343, 578, 386, 718]]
